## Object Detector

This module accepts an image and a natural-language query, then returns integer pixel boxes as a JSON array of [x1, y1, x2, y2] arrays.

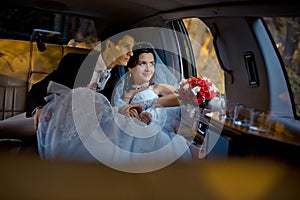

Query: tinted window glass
[[0, 7, 54, 39], [183, 18, 224, 94], [264, 17, 300, 117], [0, 7, 98, 46]]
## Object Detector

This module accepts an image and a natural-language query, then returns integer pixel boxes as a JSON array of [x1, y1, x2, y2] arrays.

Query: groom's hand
[[33, 107, 43, 131]]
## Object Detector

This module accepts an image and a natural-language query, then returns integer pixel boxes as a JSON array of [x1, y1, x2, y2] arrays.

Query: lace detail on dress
[[59, 98, 79, 142]]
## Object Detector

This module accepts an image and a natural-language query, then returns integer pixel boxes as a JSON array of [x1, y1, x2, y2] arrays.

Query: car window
[[183, 18, 225, 94], [264, 17, 300, 117], [0, 7, 99, 47]]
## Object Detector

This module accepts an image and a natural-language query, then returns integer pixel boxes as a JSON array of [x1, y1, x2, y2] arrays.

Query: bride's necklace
[[131, 82, 150, 89]]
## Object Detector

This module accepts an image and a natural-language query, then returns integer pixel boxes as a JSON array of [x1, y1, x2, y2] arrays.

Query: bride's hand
[[118, 104, 142, 117], [138, 112, 152, 125]]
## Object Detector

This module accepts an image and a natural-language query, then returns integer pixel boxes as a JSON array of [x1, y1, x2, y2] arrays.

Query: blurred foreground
[[0, 150, 299, 200]]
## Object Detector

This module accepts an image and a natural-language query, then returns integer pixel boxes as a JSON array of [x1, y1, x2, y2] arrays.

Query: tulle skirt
[[37, 83, 192, 171]]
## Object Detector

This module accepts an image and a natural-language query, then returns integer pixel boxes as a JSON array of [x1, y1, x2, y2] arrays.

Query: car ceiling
[[6, 0, 300, 25]]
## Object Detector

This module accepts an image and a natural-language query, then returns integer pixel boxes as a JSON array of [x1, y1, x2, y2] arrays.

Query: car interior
[[1, 0, 300, 198]]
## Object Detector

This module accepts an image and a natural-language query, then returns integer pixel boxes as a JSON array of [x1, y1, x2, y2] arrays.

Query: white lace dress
[[37, 82, 192, 170]]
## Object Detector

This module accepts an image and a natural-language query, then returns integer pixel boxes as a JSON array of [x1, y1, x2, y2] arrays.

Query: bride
[[37, 42, 192, 172]]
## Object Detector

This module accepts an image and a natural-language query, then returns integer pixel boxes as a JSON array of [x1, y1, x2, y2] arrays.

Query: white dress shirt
[[89, 54, 112, 91]]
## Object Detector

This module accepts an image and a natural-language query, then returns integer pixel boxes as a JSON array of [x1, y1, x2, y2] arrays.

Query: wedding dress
[[37, 81, 192, 172]]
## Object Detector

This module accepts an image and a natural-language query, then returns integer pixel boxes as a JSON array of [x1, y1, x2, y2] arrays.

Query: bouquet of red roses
[[178, 77, 218, 107]]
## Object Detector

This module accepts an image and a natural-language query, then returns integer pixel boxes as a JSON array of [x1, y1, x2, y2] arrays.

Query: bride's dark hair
[[124, 42, 157, 92]]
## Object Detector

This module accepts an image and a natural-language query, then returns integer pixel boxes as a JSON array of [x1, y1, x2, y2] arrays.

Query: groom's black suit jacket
[[26, 52, 126, 117]]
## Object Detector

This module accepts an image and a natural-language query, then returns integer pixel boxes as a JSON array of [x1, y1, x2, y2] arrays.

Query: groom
[[27, 27, 135, 131]]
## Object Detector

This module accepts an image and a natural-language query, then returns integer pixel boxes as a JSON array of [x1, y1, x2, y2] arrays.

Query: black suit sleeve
[[25, 53, 88, 117]]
